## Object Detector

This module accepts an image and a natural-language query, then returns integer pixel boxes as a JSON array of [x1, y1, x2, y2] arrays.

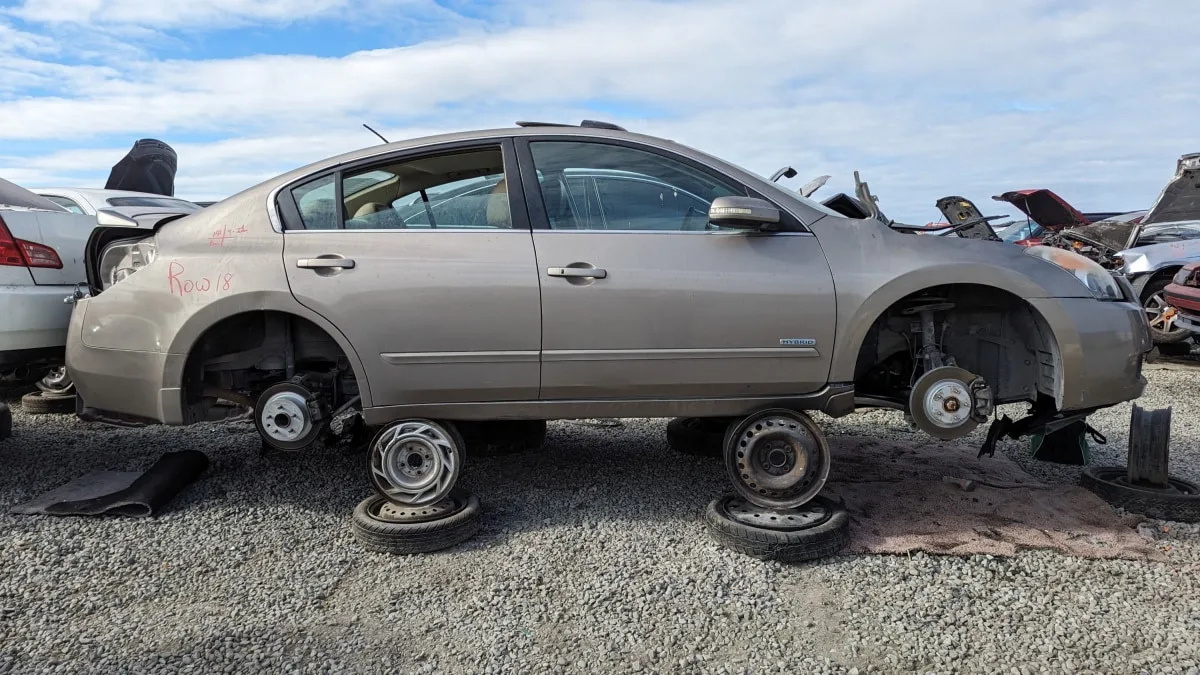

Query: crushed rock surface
[[1, 365, 1198, 674]]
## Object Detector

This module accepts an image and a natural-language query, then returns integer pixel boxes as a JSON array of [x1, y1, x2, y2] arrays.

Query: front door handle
[[547, 267, 607, 279], [297, 258, 356, 269]]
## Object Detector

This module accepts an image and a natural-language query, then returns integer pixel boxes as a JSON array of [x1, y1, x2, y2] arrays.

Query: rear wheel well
[[180, 311, 360, 424], [853, 284, 1062, 408]]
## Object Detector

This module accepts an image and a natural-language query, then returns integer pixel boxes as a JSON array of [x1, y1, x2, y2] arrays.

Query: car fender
[[828, 261, 1068, 385], [163, 289, 374, 408]]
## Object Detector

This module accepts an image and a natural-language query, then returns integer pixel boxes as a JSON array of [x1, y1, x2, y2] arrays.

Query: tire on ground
[[665, 417, 736, 457], [1080, 466, 1200, 523], [704, 493, 850, 562], [350, 489, 483, 554], [20, 390, 76, 415], [457, 420, 547, 457]]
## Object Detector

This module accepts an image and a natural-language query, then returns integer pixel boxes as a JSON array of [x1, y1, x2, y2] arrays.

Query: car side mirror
[[96, 209, 140, 228], [708, 196, 780, 230]]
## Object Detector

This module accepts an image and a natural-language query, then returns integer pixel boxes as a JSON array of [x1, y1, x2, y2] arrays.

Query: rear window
[[106, 196, 201, 212]]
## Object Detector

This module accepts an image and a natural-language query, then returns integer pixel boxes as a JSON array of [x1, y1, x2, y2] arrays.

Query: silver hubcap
[[922, 379, 972, 429], [259, 391, 312, 443], [371, 421, 459, 506], [725, 497, 830, 530], [1145, 292, 1181, 333], [44, 367, 68, 388]]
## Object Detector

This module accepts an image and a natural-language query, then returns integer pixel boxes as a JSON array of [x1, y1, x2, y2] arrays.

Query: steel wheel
[[724, 409, 831, 509], [369, 419, 463, 507]]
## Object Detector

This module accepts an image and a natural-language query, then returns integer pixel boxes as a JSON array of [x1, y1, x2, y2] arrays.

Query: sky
[[0, 0, 1197, 224]]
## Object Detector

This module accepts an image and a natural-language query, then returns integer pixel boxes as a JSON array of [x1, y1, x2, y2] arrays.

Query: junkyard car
[[1165, 262, 1200, 337], [64, 121, 1152, 513], [1039, 153, 1200, 345], [1, 177, 102, 397], [34, 187, 201, 221]]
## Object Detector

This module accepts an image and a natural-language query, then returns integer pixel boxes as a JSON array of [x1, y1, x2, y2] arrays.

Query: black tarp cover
[[105, 139, 178, 197]]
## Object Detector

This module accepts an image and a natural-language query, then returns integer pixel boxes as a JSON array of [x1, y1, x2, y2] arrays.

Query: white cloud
[[2, 0, 1199, 221], [6, 0, 461, 29]]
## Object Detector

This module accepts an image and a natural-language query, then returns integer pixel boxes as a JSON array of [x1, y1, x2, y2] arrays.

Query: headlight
[[1024, 245, 1123, 300], [98, 238, 157, 290]]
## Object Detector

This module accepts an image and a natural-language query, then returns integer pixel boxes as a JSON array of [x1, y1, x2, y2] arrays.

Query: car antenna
[[363, 123, 389, 144]]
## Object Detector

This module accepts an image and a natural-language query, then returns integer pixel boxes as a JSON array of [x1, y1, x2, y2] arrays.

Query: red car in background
[[992, 189, 1145, 246], [1165, 262, 1200, 336]]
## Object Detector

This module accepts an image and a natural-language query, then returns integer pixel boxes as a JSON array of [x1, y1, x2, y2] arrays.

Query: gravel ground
[[1, 364, 1199, 674]]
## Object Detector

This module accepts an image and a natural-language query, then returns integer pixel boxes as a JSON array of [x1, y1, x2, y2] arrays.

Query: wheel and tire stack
[[703, 409, 850, 562], [20, 367, 76, 416], [351, 419, 484, 554]]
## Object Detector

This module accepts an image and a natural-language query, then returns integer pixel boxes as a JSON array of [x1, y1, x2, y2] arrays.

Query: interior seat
[[486, 179, 511, 228]]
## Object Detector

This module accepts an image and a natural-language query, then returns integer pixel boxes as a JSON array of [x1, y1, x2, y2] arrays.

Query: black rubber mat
[[10, 450, 209, 517]]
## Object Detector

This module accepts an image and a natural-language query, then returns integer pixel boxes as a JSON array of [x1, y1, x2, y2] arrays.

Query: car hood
[[0, 176, 69, 212], [1142, 152, 1200, 225], [1059, 219, 1139, 253], [991, 189, 1090, 231], [1117, 235, 1200, 276]]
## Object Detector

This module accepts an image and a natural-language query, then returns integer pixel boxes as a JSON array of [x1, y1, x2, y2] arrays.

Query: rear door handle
[[547, 267, 607, 279], [297, 258, 356, 269]]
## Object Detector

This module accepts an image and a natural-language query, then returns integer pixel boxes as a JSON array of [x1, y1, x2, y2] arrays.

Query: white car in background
[[1, 178, 100, 408], [33, 188, 201, 221], [2, 183, 197, 412]]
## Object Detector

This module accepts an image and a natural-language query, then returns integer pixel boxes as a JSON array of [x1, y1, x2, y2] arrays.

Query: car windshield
[[1001, 219, 1039, 242], [106, 196, 201, 212]]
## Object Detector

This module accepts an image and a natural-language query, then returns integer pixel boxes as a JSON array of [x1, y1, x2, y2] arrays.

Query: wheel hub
[[724, 497, 831, 530], [371, 420, 460, 506], [923, 379, 972, 429], [259, 391, 312, 443], [908, 366, 985, 440]]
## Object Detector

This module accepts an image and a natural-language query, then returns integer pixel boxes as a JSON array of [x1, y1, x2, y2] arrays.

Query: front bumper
[[65, 299, 186, 425], [1026, 295, 1150, 411]]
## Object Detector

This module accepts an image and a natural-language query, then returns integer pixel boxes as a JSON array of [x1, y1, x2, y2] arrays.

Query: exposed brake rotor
[[908, 366, 990, 440]]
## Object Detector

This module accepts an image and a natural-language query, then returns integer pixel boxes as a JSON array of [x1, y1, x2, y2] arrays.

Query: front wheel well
[[852, 284, 1062, 408], [180, 311, 361, 424]]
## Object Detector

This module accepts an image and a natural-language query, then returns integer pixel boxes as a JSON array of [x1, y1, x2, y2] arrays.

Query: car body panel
[[1116, 230, 1200, 277], [284, 228, 543, 405], [1, 178, 101, 370], [530, 229, 837, 399], [1164, 263, 1200, 335], [64, 125, 1150, 429]]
